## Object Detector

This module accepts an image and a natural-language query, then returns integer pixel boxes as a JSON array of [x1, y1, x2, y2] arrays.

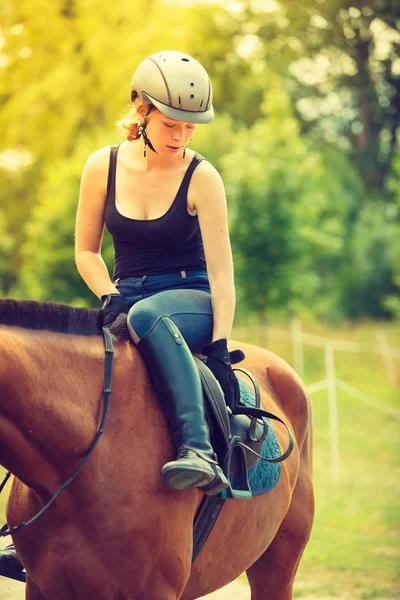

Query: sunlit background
[[0, 1, 399, 598]]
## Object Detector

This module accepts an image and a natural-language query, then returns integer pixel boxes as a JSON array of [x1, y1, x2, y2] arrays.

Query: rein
[[0, 327, 114, 538]]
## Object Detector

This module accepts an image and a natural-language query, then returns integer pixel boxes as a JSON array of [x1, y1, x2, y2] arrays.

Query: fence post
[[325, 344, 340, 484], [291, 317, 305, 377], [376, 330, 397, 386]]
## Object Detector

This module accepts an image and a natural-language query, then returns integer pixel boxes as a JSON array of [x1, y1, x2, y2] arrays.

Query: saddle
[[195, 357, 293, 499], [196, 358, 261, 498], [192, 357, 294, 563]]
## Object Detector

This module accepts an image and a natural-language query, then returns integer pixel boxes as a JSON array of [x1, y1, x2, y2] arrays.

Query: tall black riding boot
[[0, 544, 23, 572], [137, 316, 228, 496]]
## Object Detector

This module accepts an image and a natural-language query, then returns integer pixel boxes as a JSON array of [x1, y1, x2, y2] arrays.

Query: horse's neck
[[0, 327, 106, 495]]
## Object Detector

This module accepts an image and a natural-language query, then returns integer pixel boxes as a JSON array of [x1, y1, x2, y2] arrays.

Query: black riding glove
[[203, 338, 244, 412], [101, 293, 127, 328]]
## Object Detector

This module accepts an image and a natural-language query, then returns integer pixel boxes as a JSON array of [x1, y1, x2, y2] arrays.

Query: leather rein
[[0, 327, 114, 538]]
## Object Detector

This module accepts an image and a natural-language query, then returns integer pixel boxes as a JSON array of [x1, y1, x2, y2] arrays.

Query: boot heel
[[201, 469, 229, 496], [162, 464, 213, 490], [161, 452, 228, 493]]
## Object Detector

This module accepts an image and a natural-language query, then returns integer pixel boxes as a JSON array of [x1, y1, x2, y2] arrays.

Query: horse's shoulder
[[113, 337, 141, 372]]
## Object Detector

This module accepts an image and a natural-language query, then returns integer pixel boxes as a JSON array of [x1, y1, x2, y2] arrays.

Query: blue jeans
[[115, 269, 213, 353]]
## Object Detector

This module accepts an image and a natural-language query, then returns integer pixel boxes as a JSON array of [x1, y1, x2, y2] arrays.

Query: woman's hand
[[101, 294, 127, 327]]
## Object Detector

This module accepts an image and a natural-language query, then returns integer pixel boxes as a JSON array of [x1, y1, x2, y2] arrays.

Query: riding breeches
[[115, 269, 213, 353]]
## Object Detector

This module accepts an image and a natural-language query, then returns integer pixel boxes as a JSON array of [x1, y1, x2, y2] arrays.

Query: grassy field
[[1, 320, 399, 598]]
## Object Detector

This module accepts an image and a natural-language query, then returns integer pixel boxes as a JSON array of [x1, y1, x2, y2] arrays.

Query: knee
[[127, 303, 165, 342]]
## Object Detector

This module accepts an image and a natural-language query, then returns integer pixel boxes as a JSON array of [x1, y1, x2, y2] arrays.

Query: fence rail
[[235, 319, 399, 483]]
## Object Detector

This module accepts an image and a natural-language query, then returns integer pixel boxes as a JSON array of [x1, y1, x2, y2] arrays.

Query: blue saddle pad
[[235, 377, 282, 497]]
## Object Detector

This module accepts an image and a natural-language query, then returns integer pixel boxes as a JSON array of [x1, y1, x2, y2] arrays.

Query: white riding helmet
[[130, 51, 214, 124]]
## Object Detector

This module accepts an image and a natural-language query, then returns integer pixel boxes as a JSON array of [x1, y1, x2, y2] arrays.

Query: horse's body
[[0, 301, 314, 600]]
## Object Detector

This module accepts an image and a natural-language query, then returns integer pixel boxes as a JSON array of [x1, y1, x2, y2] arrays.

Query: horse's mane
[[0, 299, 130, 340]]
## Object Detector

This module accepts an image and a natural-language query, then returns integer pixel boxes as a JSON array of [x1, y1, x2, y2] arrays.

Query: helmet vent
[[178, 95, 181, 105], [190, 82, 194, 87], [181, 58, 190, 62], [190, 94, 195, 99]]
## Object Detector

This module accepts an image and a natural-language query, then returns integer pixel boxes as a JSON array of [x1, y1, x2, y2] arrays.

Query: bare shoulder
[[192, 157, 223, 185], [80, 146, 113, 197], [190, 157, 226, 208], [83, 146, 112, 176]]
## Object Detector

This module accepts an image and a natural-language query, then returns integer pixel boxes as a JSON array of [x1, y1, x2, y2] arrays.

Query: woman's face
[[145, 109, 197, 158]]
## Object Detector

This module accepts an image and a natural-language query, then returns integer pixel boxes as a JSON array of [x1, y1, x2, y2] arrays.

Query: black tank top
[[104, 145, 207, 279]]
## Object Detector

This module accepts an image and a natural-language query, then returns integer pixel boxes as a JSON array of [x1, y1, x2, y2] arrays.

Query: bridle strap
[[0, 327, 114, 538], [0, 472, 11, 495]]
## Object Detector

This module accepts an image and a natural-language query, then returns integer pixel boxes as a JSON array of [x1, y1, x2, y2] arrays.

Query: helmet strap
[[138, 122, 158, 157], [144, 132, 157, 155], [138, 121, 188, 160]]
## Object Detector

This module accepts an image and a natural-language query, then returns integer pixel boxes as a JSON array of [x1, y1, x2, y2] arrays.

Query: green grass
[[1, 319, 399, 598]]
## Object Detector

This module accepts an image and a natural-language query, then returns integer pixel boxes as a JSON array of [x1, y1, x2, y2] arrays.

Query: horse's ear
[[229, 349, 245, 365]]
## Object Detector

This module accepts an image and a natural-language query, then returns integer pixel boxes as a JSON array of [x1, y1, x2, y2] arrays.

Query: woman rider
[[74, 51, 240, 496], [0, 50, 241, 575]]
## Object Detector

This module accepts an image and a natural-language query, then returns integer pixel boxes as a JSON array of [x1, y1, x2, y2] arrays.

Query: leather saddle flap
[[194, 357, 230, 463]]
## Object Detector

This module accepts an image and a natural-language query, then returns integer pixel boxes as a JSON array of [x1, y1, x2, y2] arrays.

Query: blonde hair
[[116, 98, 155, 141]]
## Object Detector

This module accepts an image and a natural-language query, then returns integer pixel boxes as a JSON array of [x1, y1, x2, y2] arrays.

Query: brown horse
[[0, 300, 314, 600]]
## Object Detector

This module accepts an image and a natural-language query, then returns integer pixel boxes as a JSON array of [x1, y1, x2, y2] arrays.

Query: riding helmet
[[130, 51, 214, 124]]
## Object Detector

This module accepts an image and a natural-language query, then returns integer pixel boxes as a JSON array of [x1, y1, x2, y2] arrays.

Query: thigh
[[128, 289, 213, 353]]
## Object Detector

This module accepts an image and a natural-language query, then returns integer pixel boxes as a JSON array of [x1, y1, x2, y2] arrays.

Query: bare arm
[[75, 147, 118, 300], [191, 161, 236, 341]]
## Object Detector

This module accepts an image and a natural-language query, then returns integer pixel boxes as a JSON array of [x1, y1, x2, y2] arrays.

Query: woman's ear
[[137, 104, 147, 118]]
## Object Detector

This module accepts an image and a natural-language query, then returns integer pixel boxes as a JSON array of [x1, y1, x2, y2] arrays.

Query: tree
[[227, 0, 400, 196], [222, 74, 353, 319], [14, 133, 115, 305], [338, 200, 400, 318]]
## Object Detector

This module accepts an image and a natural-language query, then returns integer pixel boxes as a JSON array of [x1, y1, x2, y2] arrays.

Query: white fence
[[236, 319, 400, 483]]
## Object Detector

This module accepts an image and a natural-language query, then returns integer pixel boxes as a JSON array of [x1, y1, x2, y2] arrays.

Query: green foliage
[[0, 160, 41, 294], [222, 75, 355, 316], [188, 112, 241, 172], [339, 201, 400, 319], [246, 0, 400, 193], [14, 133, 115, 305], [0, 210, 14, 293]]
